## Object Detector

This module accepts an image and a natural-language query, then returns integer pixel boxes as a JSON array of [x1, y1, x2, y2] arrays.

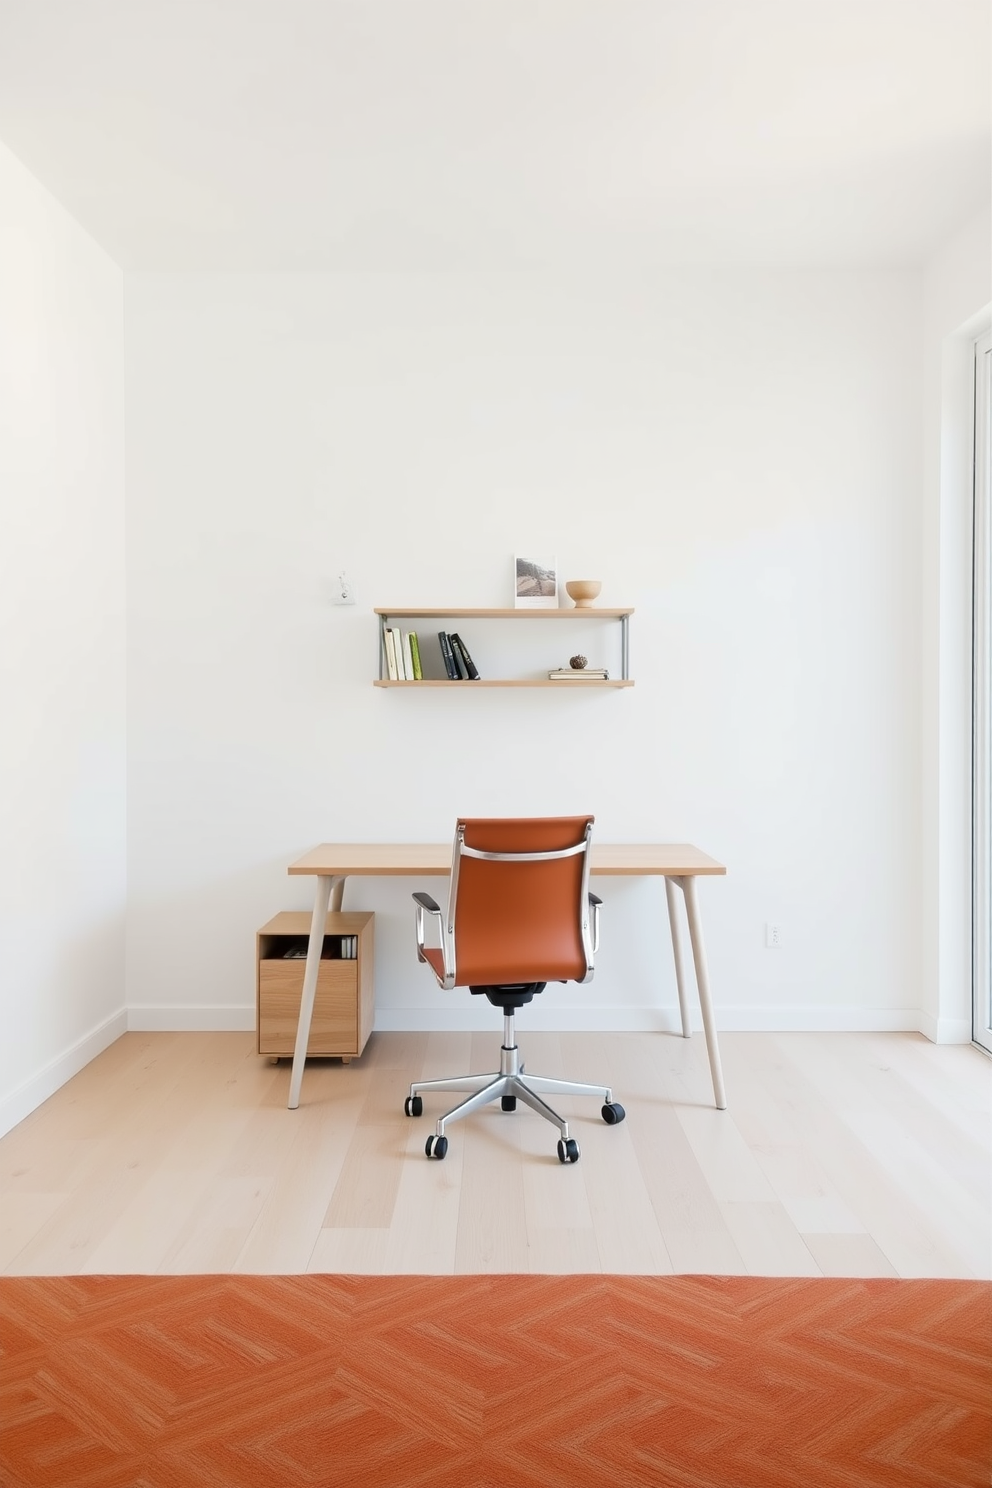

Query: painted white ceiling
[[0, 0, 988, 269]]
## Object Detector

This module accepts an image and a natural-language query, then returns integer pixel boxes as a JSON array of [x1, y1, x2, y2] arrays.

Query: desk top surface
[[288, 843, 726, 877]]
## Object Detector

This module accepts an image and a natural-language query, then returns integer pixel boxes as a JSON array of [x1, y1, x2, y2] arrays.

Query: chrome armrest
[[588, 892, 602, 955], [413, 891, 442, 962]]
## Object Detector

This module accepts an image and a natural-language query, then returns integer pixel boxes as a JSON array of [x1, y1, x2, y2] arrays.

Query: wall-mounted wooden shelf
[[374, 606, 634, 687]]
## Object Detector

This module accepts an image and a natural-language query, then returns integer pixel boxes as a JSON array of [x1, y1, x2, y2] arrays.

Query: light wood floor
[[1, 1029, 988, 1279]]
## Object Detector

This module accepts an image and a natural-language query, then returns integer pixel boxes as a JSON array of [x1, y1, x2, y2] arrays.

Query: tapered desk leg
[[287, 873, 340, 1110], [680, 874, 727, 1110], [665, 876, 692, 1038]]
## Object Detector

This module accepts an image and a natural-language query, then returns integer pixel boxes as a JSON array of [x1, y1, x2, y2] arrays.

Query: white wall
[[124, 268, 925, 1035], [921, 206, 992, 1042], [0, 143, 127, 1135]]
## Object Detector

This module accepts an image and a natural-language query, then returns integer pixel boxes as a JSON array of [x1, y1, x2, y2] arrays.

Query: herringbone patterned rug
[[0, 1273, 988, 1488]]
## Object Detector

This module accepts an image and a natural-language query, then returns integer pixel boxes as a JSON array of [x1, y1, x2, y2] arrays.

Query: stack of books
[[548, 667, 610, 680], [437, 631, 480, 680]]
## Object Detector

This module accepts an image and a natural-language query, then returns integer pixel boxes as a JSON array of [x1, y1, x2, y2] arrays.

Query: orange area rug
[[0, 1273, 988, 1488]]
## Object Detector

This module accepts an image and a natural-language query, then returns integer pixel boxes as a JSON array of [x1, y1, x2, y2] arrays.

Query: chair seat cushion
[[422, 947, 445, 983]]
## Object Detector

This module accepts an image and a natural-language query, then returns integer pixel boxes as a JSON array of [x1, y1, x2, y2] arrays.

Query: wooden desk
[[285, 843, 727, 1112]]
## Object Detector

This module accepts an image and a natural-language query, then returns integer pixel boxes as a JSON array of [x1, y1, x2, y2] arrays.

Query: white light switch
[[333, 572, 355, 605]]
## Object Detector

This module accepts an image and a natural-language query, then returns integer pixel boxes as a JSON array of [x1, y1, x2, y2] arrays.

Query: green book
[[408, 631, 423, 681]]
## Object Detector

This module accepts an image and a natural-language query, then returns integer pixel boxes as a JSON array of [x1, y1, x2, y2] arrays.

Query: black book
[[438, 631, 459, 680], [449, 633, 480, 680], [448, 634, 469, 679]]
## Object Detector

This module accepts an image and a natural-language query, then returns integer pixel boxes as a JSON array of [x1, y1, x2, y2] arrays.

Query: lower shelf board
[[373, 679, 634, 688]]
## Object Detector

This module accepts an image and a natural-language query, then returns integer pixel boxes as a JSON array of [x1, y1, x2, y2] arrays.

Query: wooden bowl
[[565, 579, 602, 607]]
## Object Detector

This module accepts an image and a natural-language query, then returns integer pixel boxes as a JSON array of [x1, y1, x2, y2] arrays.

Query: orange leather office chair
[[405, 815, 625, 1163]]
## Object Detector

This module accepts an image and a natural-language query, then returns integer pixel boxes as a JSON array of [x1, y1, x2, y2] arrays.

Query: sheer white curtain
[[973, 330, 992, 1053]]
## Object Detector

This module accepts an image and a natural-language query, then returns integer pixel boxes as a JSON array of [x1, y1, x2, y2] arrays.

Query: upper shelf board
[[374, 607, 634, 618]]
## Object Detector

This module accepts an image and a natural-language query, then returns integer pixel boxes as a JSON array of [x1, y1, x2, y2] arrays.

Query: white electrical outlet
[[333, 572, 355, 605], [765, 923, 783, 949]]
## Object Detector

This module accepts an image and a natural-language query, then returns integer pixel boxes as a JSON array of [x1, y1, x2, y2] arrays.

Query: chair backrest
[[446, 815, 595, 988]]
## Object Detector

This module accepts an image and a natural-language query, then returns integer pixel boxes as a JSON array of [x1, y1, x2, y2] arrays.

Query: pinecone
[[569, 655, 588, 670]]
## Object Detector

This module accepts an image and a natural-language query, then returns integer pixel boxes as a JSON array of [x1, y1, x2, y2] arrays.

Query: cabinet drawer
[[258, 959, 358, 1055]]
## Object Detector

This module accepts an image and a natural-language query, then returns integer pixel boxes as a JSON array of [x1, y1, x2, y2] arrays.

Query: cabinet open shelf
[[374, 606, 634, 687]]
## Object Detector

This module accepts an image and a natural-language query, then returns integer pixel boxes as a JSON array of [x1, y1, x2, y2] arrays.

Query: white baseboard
[[916, 1012, 973, 1044], [126, 1006, 256, 1032], [711, 1006, 922, 1033], [372, 1005, 925, 1034], [0, 1009, 128, 1140], [373, 1006, 687, 1033]]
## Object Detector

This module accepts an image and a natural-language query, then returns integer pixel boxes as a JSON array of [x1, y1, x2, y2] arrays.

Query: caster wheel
[[602, 1102, 626, 1125], [557, 1138, 580, 1164], [405, 1095, 423, 1117], [501, 1096, 517, 1112], [425, 1135, 448, 1160]]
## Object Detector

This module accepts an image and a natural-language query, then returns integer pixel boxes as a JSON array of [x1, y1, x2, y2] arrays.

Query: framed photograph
[[514, 555, 558, 608]]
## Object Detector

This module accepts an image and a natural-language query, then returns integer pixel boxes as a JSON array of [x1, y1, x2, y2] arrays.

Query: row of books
[[438, 631, 480, 680], [281, 936, 359, 960], [383, 627, 481, 681], [383, 627, 423, 680]]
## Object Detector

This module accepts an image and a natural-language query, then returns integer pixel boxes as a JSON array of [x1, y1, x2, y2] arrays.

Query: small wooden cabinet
[[256, 911, 374, 1061]]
